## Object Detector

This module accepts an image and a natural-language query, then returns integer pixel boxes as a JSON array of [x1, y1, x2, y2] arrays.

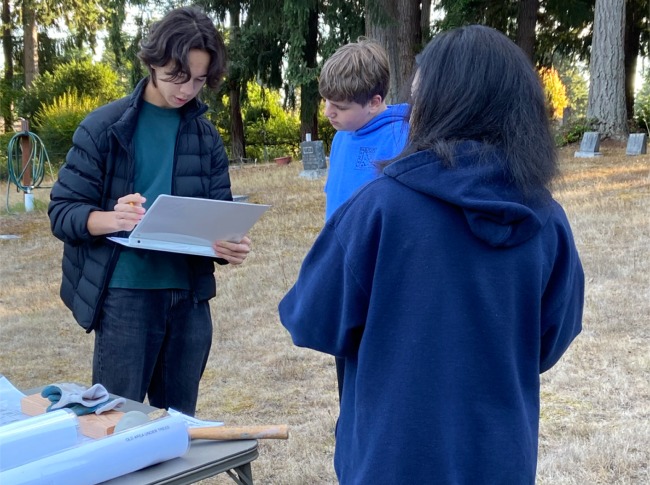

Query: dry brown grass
[[1, 144, 648, 484]]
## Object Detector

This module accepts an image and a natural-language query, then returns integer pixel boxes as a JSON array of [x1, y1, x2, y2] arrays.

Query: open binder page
[[108, 194, 270, 257]]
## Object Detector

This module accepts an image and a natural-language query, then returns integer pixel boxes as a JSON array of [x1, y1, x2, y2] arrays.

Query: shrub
[[633, 74, 650, 133], [248, 84, 301, 159], [21, 59, 125, 121], [555, 59, 589, 119], [318, 107, 336, 154], [0, 131, 14, 180], [540, 67, 569, 120], [212, 82, 301, 161], [0, 78, 20, 126], [554, 117, 598, 147], [34, 92, 104, 166]]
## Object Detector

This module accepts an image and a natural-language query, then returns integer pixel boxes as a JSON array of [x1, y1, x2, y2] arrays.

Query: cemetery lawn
[[1, 140, 648, 484]]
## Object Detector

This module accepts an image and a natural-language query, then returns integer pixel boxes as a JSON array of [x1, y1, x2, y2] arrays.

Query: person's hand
[[113, 193, 146, 231], [213, 235, 252, 265], [87, 193, 146, 236]]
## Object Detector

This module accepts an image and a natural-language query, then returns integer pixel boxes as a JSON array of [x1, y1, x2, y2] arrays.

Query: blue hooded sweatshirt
[[325, 103, 409, 220], [279, 142, 584, 484]]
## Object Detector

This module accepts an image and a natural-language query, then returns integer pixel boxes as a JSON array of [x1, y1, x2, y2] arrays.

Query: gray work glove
[[41, 383, 126, 415]]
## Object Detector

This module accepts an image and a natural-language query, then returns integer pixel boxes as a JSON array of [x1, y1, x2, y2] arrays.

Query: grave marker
[[299, 134, 327, 179], [626, 133, 647, 156], [574, 132, 602, 158]]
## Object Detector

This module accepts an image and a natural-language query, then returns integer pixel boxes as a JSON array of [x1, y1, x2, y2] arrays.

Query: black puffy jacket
[[48, 78, 232, 332]]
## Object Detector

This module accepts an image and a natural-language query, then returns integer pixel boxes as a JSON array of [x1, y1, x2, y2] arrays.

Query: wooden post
[[19, 118, 32, 188]]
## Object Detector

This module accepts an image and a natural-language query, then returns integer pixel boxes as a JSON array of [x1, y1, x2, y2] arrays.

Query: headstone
[[299, 135, 327, 180], [626, 133, 647, 156], [574, 132, 602, 158]]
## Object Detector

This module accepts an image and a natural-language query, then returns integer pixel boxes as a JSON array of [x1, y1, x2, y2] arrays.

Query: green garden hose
[[5, 130, 55, 212]]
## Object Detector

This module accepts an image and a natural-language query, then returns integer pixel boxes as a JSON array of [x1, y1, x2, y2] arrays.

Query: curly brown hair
[[138, 6, 227, 91]]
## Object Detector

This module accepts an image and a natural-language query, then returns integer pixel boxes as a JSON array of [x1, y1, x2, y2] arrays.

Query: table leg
[[226, 463, 254, 485]]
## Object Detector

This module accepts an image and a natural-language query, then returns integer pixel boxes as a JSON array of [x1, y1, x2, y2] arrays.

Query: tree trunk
[[300, 6, 319, 141], [365, 0, 420, 104], [515, 0, 538, 62], [229, 81, 246, 160], [22, 0, 38, 88], [2, 0, 13, 130], [300, 79, 319, 142], [587, 0, 627, 140], [420, 0, 432, 43], [623, 2, 641, 122], [1, 0, 11, 79], [228, 5, 246, 160]]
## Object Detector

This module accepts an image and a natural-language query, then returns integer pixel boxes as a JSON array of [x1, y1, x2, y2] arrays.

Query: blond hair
[[319, 38, 390, 105]]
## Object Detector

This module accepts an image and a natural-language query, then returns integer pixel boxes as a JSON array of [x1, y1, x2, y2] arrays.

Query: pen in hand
[[113, 194, 146, 231]]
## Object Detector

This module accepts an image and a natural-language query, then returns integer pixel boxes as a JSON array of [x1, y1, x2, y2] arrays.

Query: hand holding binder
[[108, 194, 270, 257]]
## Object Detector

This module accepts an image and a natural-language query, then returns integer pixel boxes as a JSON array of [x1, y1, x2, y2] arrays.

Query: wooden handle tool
[[114, 410, 289, 440], [189, 424, 289, 440]]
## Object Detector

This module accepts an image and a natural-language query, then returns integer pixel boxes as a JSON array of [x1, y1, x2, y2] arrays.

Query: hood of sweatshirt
[[383, 142, 554, 248], [355, 103, 410, 137]]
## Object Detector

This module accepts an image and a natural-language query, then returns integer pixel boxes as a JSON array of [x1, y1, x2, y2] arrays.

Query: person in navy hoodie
[[279, 25, 584, 484], [319, 38, 410, 401]]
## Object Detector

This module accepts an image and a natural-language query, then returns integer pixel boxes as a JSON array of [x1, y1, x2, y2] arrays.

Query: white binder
[[108, 194, 270, 257]]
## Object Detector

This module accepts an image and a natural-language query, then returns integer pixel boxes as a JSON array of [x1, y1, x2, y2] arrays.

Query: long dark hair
[[138, 6, 227, 90], [396, 25, 558, 194]]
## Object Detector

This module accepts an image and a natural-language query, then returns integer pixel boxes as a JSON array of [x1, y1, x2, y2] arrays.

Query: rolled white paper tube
[[0, 409, 80, 472], [0, 414, 190, 485]]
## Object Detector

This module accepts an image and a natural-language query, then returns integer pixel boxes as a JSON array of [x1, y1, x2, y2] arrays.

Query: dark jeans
[[93, 288, 212, 416]]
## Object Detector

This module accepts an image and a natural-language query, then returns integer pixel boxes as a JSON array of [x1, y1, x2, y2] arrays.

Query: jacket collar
[[113, 77, 208, 145]]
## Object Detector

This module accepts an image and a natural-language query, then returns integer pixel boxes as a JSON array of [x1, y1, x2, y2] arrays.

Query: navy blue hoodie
[[279, 142, 584, 484]]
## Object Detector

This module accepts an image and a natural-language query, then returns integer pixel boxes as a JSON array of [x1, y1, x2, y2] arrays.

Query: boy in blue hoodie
[[320, 38, 410, 220], [319, 39, 409, 401]]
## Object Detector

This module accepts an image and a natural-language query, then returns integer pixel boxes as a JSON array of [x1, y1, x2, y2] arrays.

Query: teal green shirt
[[110, 101, 191, 289]]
